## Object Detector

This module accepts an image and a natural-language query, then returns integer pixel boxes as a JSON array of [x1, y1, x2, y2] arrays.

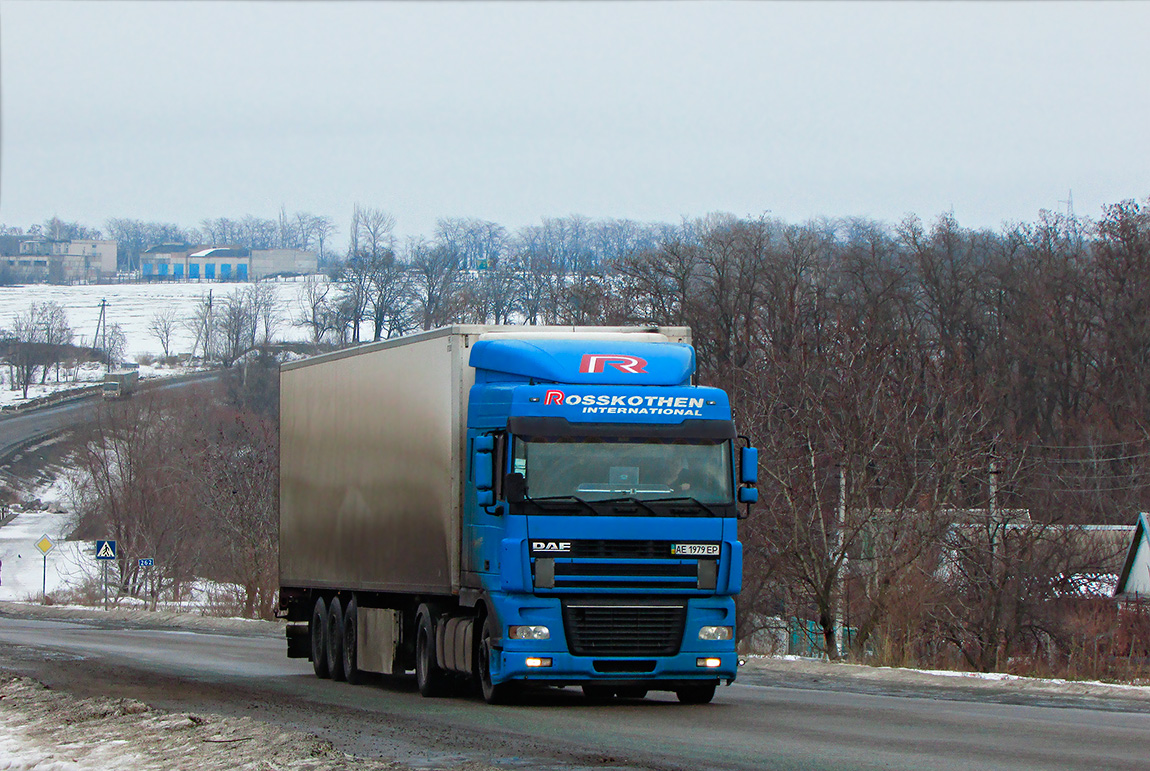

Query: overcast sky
[[2, 1, 1147, 246]]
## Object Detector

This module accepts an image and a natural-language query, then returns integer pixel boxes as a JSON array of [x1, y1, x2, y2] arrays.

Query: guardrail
[[0, 385, 103, 415]]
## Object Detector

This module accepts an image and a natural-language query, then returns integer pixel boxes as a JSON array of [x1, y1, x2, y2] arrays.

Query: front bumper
[[487, 593, 737, 686], [494, 649, 737, 687]]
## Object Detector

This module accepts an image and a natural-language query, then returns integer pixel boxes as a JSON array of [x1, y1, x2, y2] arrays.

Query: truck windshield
[[512, 437, 734, 506]]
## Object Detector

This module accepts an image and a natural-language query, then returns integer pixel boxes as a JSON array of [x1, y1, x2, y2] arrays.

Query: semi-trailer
[[278, 325, 757, 704]]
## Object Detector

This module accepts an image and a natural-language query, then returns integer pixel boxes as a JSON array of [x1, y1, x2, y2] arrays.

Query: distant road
[[0, 371, 220, 464]]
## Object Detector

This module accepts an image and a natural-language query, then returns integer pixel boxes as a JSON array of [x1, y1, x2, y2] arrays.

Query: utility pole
[[205, 290, 213, 364], [834, 462, 847, 658], [94, 298, 109, 370]]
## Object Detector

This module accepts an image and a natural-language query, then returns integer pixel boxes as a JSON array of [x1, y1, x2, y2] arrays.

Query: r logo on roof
[[579, 354, 647, 374]]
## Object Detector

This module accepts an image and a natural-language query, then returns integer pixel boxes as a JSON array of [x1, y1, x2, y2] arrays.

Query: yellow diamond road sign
[[36, 534, 55, 555]]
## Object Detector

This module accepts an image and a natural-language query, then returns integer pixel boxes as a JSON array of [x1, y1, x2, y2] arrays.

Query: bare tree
[[247, 283, 282, 345], [295, 275, 336, 345], [188, 405, 280, 619], [408, 238, 463, 330], [72, 393, 203, 605], [311, 216, 337, 265], [1, 303, 74, 396], [214, 291, 258, 367], [148, 308, 178, 358], [367, 252, 413, 340]]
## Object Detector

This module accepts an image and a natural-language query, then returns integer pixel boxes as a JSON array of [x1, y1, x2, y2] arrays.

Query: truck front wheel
[[478, 617, 520, 705], [415, 610, 446, 697]]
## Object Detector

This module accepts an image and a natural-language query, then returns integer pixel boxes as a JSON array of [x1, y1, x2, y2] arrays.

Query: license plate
[[671, 543, 720, 556]]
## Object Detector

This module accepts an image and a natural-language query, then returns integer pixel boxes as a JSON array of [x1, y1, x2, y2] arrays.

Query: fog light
[[698, 626, 733, 641], [509, 625, 551, 640], [525, 657, 553, 667], [697, 657, 722, 668]]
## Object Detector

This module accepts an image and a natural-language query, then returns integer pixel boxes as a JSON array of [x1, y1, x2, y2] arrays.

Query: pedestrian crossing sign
[[95, 540, 117, 560], [36, 535, 55, 555]]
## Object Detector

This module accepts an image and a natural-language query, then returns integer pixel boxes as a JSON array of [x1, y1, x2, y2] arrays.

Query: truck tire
[[675, 682, 716, 704], [415, 609, 446, 697], [326, 596, 346, 682], [310, 596, 329, 679], [342, 596, 362, 685], [478, 616, 520, 705]]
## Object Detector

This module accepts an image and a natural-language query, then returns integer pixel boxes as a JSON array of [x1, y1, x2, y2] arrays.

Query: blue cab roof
[[469, 338, 694, 386]]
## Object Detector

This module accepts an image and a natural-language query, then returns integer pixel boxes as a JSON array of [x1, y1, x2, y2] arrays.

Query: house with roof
[[1114, 512, 1150, 603]]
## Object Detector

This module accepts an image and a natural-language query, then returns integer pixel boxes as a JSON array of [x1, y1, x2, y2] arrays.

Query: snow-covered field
[[0, 280, 317, 359], [0, 279, 320, 409]]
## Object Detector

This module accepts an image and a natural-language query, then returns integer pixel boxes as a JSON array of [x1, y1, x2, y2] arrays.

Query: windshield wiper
[[527, 495, 599, 515], [597, 496, 661, 517], [646, 496, 721, 517]]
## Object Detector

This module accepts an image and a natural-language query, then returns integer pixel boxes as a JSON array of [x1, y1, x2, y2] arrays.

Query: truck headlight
[[508, 625, 550, 640], [698, 626, 733, 641]]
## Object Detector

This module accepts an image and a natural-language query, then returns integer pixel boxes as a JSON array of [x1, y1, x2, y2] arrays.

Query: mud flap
[[286, 623, 310, 658]]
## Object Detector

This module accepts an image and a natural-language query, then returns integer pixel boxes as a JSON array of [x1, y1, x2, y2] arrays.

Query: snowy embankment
[[739, 654, 1150, 703], [0, 675, 402, 771]]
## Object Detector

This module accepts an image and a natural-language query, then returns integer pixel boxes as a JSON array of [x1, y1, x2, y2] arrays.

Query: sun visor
[[508, 416, 736, 441]]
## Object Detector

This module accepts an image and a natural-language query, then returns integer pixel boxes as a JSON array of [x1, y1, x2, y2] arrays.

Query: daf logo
[[531, 541, 572, 553]]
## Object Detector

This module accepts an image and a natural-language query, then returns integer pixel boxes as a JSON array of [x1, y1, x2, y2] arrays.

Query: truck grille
[[553, 561, 699, 590], [562, 600, 687, 656], [572, 540, 670, 559]]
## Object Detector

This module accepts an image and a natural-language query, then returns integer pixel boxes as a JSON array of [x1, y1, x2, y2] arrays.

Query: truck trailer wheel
[[310, 597, 329, 678], [675, 682, 716, 705], [415, 608, 446, 697], [478, 617, 520, 705], [326, 596, 346, 682], [342, 596, 362, 685]]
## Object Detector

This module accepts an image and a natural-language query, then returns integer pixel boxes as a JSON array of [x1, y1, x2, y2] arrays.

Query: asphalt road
[[0, 613, 1147, 771], [0, 371, 220, 463]]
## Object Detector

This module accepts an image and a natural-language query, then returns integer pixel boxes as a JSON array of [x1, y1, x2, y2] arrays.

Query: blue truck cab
[[465, 336, 757, 704]]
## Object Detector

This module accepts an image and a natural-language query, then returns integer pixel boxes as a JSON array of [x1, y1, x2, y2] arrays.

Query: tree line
[[36, 194, 1150, 678], [307, 198, 1150, 675]]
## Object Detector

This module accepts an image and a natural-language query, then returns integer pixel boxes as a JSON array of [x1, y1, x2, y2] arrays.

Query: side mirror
[[474, 435, 494, 506], [739, 447, 758, 485], [505, 472, 526, 503], [738, 487, 759, 503]]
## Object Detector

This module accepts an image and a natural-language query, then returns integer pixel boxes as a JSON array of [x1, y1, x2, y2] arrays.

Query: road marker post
[[138, 558, 154, 606], [96, 540, 117, 609], [35, 534, 55, 603]]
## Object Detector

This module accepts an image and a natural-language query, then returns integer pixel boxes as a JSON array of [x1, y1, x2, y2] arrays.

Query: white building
[[2, 236, 117, 281], [140, 244, 317, 281]]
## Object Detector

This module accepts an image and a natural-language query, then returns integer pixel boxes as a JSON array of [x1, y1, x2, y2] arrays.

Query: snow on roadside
[[740, 654, 1150, 699], [0, 675, 406, 771], [0, 477, 87, 604]]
